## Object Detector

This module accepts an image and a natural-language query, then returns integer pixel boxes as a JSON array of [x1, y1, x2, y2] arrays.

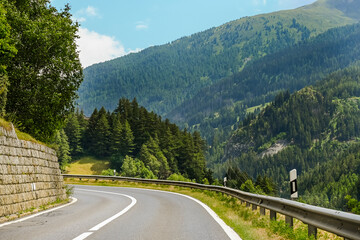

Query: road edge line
[[0, 197, 78, 228]]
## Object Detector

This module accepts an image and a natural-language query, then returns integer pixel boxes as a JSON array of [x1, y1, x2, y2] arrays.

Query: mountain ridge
[[78, 0, 358, 117], [167, 22, 360, 153]]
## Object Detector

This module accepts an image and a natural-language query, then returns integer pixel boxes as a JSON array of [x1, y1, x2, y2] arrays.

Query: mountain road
[[0, 185, 241, 240]]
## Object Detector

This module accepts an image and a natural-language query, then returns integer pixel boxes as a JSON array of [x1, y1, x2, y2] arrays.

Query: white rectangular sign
[[290, 169, 298, 199]]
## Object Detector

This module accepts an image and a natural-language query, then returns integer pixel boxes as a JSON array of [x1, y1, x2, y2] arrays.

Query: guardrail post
[[260, 207, 266, 215], [308, 224, 317, 239], [270, 210, 277, 220], [252, 204, 257, 211], [246, 202, 250, 207], [285, 215, 293, 228]]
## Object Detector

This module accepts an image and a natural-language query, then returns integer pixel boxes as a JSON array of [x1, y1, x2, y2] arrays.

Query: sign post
[[290, 169, 298, 200], [224, 177, 227, 187]]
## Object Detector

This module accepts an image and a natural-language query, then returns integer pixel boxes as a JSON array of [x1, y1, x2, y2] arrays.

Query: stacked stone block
[[0, 125, 66, 217]]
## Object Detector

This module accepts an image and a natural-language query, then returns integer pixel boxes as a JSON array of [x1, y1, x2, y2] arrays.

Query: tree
[[110, 113, 122, 154], [93, 107, 111, 157], [139, 137, 170, 179], [0, 1, 17, 116], [121, 155, 156, 179], [76, 97, 209, 183], [178, 131, 206, 181], [119, 120, 135, 156], [84, 108, 99, 153], [109, 114, 125, 172], [64, 112, 83, 157], [54, 129, 71, 171], [76, 109, 88, 137], [255, 175, 277, 195], [4, 0, 83, 141]]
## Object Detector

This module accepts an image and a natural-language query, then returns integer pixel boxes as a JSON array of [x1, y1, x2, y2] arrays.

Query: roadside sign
[[290, 169, 298, 199]]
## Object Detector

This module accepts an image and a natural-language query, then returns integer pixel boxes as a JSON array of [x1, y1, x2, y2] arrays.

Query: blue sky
[[51, 0, 317, 68]]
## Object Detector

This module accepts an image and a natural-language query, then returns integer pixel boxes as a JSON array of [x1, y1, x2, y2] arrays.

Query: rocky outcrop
[[0, 124, 66, 218], [260, 140, 289, 158]]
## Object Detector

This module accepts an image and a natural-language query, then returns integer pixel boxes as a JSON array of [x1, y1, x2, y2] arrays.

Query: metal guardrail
[[62, 174, 360, 240]]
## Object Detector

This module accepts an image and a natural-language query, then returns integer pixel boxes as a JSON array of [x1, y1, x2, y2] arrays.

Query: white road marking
[[127, 187, 242, 240], [178, 193, 242, 240], [0, 197, 78, 228], [72, 188, 137, 240], [72, 232, 93, 240]]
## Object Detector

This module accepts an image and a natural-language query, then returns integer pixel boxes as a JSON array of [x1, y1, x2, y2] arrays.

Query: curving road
[[0, 185, 241, 240]]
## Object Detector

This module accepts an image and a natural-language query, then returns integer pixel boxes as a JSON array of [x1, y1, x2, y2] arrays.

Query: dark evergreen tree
[[54, 129, 71, 171], [110, 113, 122, 154], [84, 108, 99, 153], [77, 97, 208, 183], [92, 107, 111, 157], [64, 112, 82, 157], [119, 120, 135, 157]]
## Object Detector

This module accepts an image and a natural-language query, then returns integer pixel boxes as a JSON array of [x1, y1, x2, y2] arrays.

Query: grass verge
[[65, 178, 342, 240], [0, 118, 12, 132], [65, 156, 110, 175], [0, 118, 46, 146]]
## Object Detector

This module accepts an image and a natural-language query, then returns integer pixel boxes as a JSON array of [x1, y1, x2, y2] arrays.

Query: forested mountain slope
[[169, 22, 360, 153], [220, 67, 360, 210], [77, 0, 357, 116]]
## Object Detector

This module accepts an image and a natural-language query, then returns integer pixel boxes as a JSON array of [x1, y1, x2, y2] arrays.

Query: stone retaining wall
[[0, 125, 66, 217]]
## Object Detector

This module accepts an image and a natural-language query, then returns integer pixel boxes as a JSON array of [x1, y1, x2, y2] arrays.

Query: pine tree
[[64, 112, 83, 156], [84, 108, 99, 152], [132, 107, 148, 155], [110, 113, 122, 154], [161, 127, 179, 173], [139, 137, 170, 179], [114, 98, 131, 121], [54, 129, 71, 171], [93, 107, 111, 157], [120, 120, 135, 156]]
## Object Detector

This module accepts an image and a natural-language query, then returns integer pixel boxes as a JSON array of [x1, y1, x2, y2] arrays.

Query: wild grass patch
[[65, 156, 110, 175]]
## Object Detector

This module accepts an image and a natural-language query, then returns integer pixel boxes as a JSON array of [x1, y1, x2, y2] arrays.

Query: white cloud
[[135, 21, 149, 30], [85, 6, 98, 17], [76, 27, 128, 68], [136, 24, 149, 30], [75, 17, 86, 23], [73, 6, 100, 23]]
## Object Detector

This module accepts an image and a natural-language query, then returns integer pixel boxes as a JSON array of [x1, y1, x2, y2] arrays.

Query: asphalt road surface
[[0, 185, 241, 240]]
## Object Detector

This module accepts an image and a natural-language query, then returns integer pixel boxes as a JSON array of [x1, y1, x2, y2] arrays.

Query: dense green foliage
[[172, 22, 360, 152], [64, 98, 208, 182], [77, 0, 357, 117], [345, 195, 360, 214], [225, 166, 277, 196], [0, 1, 16, 116], [54, 129, 71, 171], [221, 67, 360, 210], [2, 0, 82, 141]]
